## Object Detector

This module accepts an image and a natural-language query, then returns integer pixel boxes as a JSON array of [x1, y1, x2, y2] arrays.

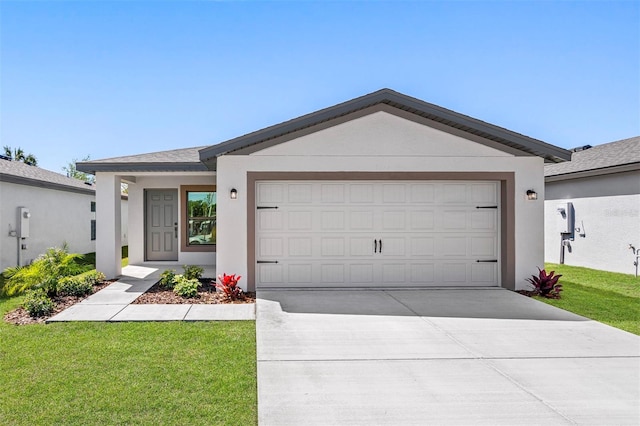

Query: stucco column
[[96, 173, 122, 279]]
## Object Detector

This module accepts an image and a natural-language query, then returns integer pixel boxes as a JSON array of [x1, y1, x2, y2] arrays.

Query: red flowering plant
[[215, 273, 244, 301], [526, 268, 563, 299]]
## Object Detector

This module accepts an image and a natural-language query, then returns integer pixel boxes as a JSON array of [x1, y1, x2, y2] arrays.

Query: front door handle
[[174, 222, 178, 238]]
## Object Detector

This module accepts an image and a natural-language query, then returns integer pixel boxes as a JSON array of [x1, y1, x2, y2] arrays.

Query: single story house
[[544, 136, 640, 275], [0, 157, 129, 271], [78, 89, 571, 291]]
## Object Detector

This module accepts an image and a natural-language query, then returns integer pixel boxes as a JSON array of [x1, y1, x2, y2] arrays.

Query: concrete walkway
[[257, 289, 640, 425], [47, 265, 255, 322]]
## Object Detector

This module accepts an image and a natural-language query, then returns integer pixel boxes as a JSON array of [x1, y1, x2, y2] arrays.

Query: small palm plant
[[526, 268, 563, 298]]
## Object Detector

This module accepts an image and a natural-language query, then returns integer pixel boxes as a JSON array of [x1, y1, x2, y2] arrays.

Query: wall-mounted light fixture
[[230, 188, 238, 200], [526, 189, 538, 200]]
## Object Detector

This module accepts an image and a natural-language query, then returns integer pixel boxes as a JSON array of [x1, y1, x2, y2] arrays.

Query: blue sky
[[1, 1, 638, 173]]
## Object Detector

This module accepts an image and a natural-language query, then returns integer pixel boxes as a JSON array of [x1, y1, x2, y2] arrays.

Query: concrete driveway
[[257, 289, 640, 425]]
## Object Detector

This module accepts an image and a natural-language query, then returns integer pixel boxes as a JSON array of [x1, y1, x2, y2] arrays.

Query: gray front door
[[146, 189, 179, 261]]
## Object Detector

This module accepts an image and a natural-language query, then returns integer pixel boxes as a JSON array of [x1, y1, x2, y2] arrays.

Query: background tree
[[3, 146, 38, 166], [63, 155, 95, 183]]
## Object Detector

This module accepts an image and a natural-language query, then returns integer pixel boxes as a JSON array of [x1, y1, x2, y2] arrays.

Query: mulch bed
[[132, 279, 256, 305], [3, 280, 115, 326], [4, 278, 255, 326], [515, 289, 561, 299]]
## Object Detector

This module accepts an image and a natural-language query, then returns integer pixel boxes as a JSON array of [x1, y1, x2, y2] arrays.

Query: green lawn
[[0, 296, 257, 425], [538, 263, 640, 335]]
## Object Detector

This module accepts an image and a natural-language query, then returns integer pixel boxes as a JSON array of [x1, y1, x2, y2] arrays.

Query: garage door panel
[[256, 180, 500, 288], [471, 183, 498, 203], [442, 263, 468, 283], [410, 210, 435, 229], [382, 184, 406, 203], [321, 211, 345, 230], [288, 184, 313, 203], [321, 264, 345, 283], [321, 238, 345, 256], [259, 238, 283, 257], [382, 264, 406, 283], [288, 264, 313, 283], [350, 264, 374, 283], [258, 264, 284, 284], [258, 184, 284, 203], [471, 236, 498, 257], [350, 237, 375, 256], [410, 184, 436, 203], [321, 184, 345, 203], [411, 264, 435, 283], [288, 238, 312, 256], [471, 263, 498, 284], [411, 237, 435, 256], [288, 211, 313, 230], [442, 210, 468, 229], [380, 237, 405, 256], [471, 210, 498, 230], [349, 184, 374, 203], [440, 237, 468, 257], [443, 184, 468, 203], [382, 211, 406, 229], [350, 211, 374, 229], [258, 211, 283, 230]]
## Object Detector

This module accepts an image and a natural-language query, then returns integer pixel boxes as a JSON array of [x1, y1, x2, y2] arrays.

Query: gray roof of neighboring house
[[77, 146, 209, 174], [199, 88, 571, 165], [544, 136, 640, 178], [0, 158, 95, 195]]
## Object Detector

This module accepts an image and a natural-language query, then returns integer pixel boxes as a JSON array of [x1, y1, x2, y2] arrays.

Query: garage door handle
[[257, 260, 279, 264], [379, 239, 382, 253], [374, 239, 378, 253], [476, 206, 498, 209], [476, 259, 498, 263]]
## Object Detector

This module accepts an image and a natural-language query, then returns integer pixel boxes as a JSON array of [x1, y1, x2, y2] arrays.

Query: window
[[91, 220, 96, 241], [187, 191, 216, 246], [91, 201, 96, 212]]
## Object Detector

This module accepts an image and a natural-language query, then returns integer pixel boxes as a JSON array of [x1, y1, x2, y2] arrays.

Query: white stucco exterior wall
[[216, 111, 545, 291], [544, 171, 640, 275], [0, 181, 95, 270]]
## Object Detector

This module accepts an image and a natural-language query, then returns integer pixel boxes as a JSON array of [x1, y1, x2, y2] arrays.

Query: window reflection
[[187, 191, 216, 245]]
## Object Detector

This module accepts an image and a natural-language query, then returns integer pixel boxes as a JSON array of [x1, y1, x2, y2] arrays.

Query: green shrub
[[57, 276, 93, 297], [1, 245, 91, 296], [182, 265, 204, 280], [23, 289, 55, 318], [81, 270, 106, 285], [159, 269, 177, 288], [173, 275, 200, 298]]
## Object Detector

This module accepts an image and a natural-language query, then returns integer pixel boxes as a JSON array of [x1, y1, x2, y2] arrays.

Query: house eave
[[0, 173, 96, 196], [76, 162, 209, 174]]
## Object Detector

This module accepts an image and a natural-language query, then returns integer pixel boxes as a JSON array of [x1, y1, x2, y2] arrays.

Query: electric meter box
[[556, 202, 574, 234]]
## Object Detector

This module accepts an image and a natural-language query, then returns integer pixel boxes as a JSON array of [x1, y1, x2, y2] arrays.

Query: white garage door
[[255, 181, 500, 288]]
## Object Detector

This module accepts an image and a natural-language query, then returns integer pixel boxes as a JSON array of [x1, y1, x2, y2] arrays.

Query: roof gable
[[199, 88, 571, 165]]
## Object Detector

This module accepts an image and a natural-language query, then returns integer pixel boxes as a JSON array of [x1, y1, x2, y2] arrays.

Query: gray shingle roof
[[200, 88, 571, 164], [0, 159, 95, 195], [77, 146, 209, 174], [544, 136, 640, 177]]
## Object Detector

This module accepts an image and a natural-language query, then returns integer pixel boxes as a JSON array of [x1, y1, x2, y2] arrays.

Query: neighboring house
[[78, 89, 571, 291], [544, 136, 640, 275], [0, 157, 129, 271]]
